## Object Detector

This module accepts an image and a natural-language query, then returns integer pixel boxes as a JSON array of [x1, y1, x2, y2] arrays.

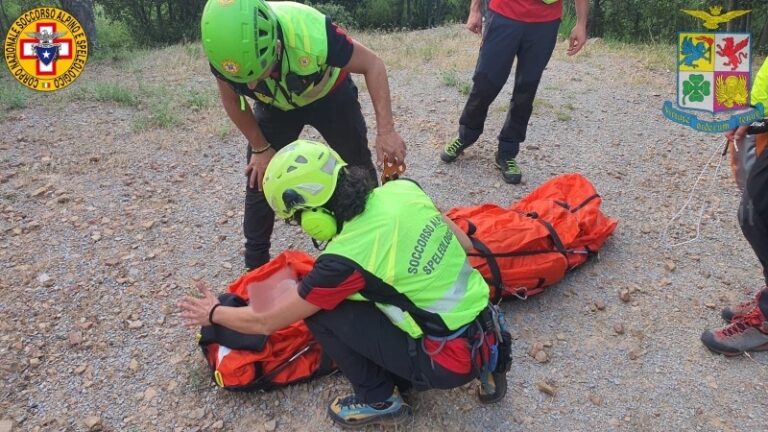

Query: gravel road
[[1, 26, 766, 432]]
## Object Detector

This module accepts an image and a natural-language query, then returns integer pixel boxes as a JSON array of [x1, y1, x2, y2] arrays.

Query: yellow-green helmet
[[263, 140, 348, 219], [201, 0, 278, 83]]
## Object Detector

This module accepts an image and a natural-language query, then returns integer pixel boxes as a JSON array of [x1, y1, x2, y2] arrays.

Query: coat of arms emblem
[[663, 6, 764, 132]]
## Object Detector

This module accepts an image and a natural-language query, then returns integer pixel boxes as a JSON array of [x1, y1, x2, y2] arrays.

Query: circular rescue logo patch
[[221, 60, 241, 75], [3, 7, 89, 92]]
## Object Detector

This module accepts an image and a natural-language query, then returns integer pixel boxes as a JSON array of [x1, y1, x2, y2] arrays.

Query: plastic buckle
[[381, 158, 406, 184], [512, 287, 528, 300]]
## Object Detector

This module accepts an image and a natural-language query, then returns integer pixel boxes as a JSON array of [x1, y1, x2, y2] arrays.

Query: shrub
[[92, 4, 134, 60], [350, 0, 465, 30], [94, 0, 206, 47], [306, 2, 356, 29], [353, 0, 401, 30], [558, 1, 576, 40]]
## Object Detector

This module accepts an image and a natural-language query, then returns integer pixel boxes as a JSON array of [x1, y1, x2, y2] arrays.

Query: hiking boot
[[721, 297, 759, 322], [327, 391, 411, 429], [701, 306, 768, 356], [441, 137, 470, 163], [494, 152, 522, 184], [477, 370, 507, 404]]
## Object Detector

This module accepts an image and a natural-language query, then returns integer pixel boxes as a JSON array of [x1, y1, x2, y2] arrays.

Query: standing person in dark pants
[[441, 0, 588, 184], [201, 0, 406, 270], [701, 58, 768, 355]]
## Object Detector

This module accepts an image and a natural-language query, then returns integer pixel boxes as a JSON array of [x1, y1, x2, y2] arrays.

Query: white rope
[[662, 139, 728, 248]]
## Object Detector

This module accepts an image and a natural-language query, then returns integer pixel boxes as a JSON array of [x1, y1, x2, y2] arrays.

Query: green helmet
[[263, 140, 348, 219], [201, 0, 278, 83]]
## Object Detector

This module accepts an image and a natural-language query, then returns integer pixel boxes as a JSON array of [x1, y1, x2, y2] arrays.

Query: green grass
[[217, 123, 233, 140], [0, 78, 30, 111], [556, 110, 573, 121], [599, 40, 675, 71], [420, 45, 436, 61], [93, 82, 137, 105], [186, 88, 216, 110], [441, 70, 459, 87], [441, 69, 472, 95], [493, 103, 507, 114], [61, 79, 184, 131], [184, 43, 204, 60], [65, 81, 137, 106], [132, 101, 181, 131], [458, 81, 471, 95], [532, 97, 554, 116]]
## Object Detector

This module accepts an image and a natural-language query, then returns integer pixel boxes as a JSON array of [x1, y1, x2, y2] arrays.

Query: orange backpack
[[198, 251, 335, 391], [446, 173, 617, 301]]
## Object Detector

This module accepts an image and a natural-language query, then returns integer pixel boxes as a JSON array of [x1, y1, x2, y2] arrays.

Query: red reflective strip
[[304, 270, 364, 309], [329, 70, 349, 93]]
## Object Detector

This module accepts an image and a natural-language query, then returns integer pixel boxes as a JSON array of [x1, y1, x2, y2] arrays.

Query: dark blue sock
[[497, 140, 519, 159]]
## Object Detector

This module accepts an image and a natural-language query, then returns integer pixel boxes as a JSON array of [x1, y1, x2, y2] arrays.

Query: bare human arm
[[466, 0, 483, 34], [442, 214, 473, 253], [216, 78, 276, 190], [343, 40, 406, 164], [179, 281, 320, 335], [567, 0, 589, 56], [726, 124, 750, 141]]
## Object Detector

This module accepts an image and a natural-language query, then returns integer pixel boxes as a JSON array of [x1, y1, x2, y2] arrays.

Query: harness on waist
[[418, 304, 512, 382]]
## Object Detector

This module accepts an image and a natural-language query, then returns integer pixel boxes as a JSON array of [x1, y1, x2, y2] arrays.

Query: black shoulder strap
[[530, 216, 568, 255], [470, 236, 504, 303], [569, 194, 600, 213]]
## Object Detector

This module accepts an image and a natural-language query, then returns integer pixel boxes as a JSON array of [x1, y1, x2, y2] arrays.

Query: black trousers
[[305, 301, 476, 404], [739, 147, 768, 285], [243, 77, 377, 269], [458, 12, 559, 158]]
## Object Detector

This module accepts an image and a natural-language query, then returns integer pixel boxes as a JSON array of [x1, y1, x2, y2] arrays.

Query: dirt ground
[[2, 25, 767, 432]]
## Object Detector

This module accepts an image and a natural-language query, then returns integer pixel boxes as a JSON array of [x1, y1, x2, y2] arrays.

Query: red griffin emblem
[[716, 36, 749, 71]]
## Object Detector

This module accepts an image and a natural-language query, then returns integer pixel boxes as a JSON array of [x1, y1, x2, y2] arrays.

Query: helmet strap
[[311, 238, 328, 251]]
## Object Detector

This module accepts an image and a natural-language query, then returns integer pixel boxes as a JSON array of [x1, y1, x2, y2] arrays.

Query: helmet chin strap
[[311, 238, 328, 251], [274, 39, 283, 64]]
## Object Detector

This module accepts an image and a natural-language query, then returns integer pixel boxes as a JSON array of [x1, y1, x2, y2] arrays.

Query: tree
[[0, 1, 12, 37], [60, 0, 96, 50], [591, 0, 603, 37], [95, 0, 207, 46]]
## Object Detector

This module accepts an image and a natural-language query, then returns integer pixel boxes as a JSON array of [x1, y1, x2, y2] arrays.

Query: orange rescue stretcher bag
[[198, 174, 615, 389], [446, 173, 618, 302], [198, 252, 335, 392]]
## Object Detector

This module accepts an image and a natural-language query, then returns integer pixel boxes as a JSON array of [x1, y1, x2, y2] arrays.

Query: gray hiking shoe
[[701, 306, 768, 356], [494, 152, 522, 184], [441, 137, 470, 163], [327, 391, 411, 429]]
